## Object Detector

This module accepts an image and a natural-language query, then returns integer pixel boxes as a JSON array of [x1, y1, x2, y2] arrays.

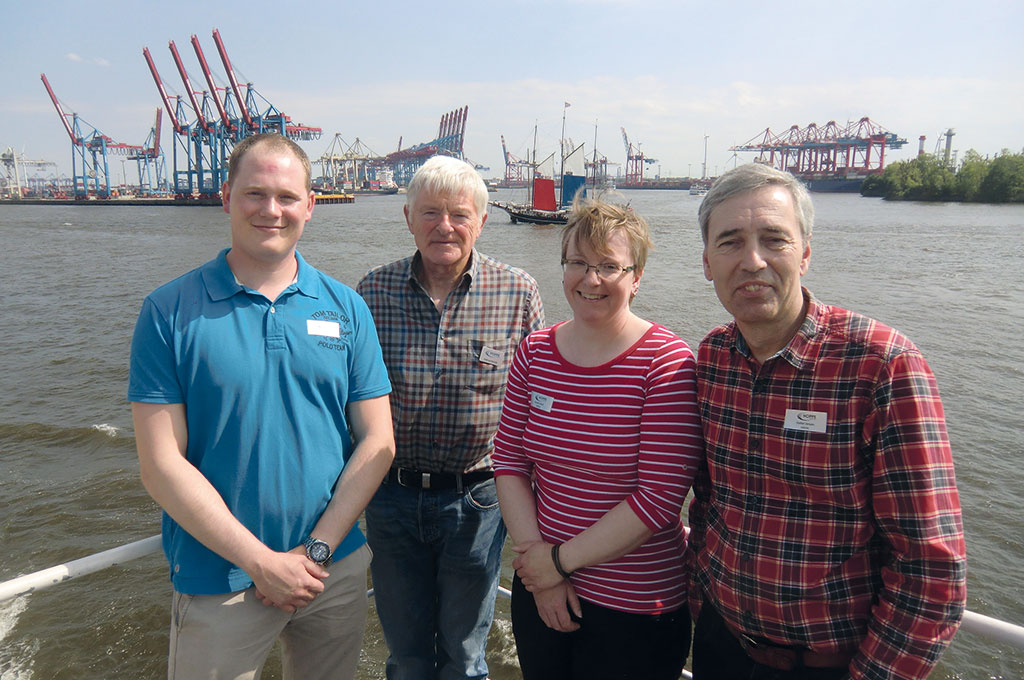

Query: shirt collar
[[407, 248, 480, 291], [202, 248, 320, 301], [732, 287, 824, 371]]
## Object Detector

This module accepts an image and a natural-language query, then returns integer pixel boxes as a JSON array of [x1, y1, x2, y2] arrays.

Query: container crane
[[211, 29, 322, 142], [143, 28, 323, 199], [500, 135, 531, 186], [143, 41, 221, 197], [2, 148, 57, 199], [731, 116, 907, 186], [40, 73, 144, 199], [316, 135, 392, 191], [382, 106, 469, 185], [621, 127, 656, 186], [127, 109, 169, 196]]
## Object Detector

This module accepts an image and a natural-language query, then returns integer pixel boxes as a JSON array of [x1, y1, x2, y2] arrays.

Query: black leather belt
[[385, 466, 493, 491], [714, 605, 855, 671]]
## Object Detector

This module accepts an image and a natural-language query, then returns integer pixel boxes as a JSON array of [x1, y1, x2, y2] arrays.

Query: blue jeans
[[366, 477, 506, 680]]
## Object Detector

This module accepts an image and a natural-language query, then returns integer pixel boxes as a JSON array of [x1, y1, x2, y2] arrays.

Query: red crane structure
[[127, 109, 169, 196], [731, 117, 907, 186], [381, 106, 469, 185], [40, 73, 146, 199], [621, 127, 657, 186], [500, 135, 531, 186], [143, 29, 322, 198]]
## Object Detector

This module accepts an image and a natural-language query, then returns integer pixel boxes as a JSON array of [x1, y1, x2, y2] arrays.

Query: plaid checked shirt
[[357, 249, 544, 474], [688, 290, 966, 680]]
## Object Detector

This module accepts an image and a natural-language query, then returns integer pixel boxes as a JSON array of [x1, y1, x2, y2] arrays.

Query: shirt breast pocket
[[779, 428, 866, 508], [464, 338, 515, 394]]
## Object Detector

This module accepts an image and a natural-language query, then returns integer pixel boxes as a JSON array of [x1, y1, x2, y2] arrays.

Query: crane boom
[[169, 40, 210, 132], [143, 48, 183, 134], [152, 108, 162, 156], [191, 34, 232, 131], [40, 74, 78, 145], [212, 29, 253, 128]]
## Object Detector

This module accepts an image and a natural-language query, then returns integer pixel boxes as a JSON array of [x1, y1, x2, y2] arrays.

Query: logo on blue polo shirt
[[311, 309, 352, 351]]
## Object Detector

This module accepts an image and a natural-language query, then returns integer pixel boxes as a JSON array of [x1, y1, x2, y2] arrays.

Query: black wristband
[[551, 543, 573, 579]]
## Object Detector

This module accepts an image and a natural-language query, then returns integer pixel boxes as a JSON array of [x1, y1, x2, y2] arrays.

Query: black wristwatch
[[303, 536, 333, 567]]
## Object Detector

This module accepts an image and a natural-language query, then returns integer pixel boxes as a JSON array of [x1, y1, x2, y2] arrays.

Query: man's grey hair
[[406, 155, 488, 218], [698, 163, 814, 244]]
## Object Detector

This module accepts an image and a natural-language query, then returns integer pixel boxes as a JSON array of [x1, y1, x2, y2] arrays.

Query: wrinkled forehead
[[412, 187, 478, 211]]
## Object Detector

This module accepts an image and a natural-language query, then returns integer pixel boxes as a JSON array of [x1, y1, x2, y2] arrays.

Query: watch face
[[308, 541, 330, 563]]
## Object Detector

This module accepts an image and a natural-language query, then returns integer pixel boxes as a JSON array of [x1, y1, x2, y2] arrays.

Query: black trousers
[[691, 602, 851, 680], [511, 574, 691, 680]]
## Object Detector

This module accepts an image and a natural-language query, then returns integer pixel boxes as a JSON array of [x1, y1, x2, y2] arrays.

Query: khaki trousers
[[168, 543, 371, 680]]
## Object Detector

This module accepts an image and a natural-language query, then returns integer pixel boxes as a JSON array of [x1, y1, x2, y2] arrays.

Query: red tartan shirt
[[687, 290, 966, 680]]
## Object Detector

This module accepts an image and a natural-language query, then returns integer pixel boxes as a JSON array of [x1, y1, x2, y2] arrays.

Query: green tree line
[[861, 150, 1024, 202]]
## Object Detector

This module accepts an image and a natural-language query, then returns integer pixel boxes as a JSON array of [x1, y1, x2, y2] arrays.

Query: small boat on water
[[489, 107, 588, 226], [689, 181, 709, 196], [490, 173, 573, 225]]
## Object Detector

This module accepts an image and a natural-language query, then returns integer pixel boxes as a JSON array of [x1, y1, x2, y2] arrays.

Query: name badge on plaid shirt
[[479, 345, 503, 366], [784, 409, 828, 433]]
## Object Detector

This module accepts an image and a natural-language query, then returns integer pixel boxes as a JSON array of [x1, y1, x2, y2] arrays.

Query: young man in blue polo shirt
[[128, 133, 395, 680]]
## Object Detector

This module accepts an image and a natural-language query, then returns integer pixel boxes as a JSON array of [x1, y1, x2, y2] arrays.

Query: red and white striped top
[[494, 322, 703, 614]]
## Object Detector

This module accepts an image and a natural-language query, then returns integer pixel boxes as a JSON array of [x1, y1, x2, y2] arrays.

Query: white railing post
[[3, 536, 1024, 659], [0, 535, 162, 603], [960, 609, 1024, 649]]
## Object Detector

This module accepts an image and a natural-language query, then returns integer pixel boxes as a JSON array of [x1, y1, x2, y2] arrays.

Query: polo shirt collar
[[732, 287, 824, 372], [202, 248, 321, 301]]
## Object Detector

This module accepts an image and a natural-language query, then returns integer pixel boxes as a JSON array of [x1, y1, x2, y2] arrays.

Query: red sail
[[533, 178, 556, 211]]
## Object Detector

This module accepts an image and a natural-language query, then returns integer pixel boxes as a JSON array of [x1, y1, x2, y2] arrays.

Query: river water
[[0, 190, 1021, 679]]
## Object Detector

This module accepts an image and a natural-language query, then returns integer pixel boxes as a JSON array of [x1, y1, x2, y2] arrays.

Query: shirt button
[[270, 306, 276, 314], [749, 438, 761, 450]]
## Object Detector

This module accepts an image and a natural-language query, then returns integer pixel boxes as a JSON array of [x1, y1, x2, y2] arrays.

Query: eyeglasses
[[561, 259, 637, 279]]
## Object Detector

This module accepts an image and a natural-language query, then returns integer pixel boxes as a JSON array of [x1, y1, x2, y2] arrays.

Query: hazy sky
[[3, 0, 1022, 182]]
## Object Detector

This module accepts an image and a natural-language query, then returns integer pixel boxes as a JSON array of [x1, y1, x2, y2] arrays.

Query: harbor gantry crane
[[382, 106, 469, 185], [621, 127, 657, 186], [731, 116, 907, 181], [1, 147, 57, 199], [316, 134, 393, 191], [127, 109, 169, 196], [143, 28, 322, 199], [40, 73, 145, 199], [500, 135, 532, 186]]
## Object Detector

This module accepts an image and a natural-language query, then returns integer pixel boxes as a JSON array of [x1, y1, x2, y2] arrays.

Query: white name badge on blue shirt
[[307, 319, 341, 338], [531, 392, 554, 412], [784, 409, 828, 433]]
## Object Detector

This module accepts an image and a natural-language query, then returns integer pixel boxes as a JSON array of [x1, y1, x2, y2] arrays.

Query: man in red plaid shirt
[[688, 163, 966, 679]]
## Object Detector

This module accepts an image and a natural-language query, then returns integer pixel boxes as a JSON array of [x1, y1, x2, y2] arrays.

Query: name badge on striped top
[[531, 392, 554, 412]]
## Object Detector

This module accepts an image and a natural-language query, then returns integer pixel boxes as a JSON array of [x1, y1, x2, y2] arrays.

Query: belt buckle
[[744, 635, 798, 671], [740, 633, 760, 652], [421, 472, 431, 489]]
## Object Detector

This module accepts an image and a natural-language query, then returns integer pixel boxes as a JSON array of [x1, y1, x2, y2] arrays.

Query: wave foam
[[90, 423, 119, 437]]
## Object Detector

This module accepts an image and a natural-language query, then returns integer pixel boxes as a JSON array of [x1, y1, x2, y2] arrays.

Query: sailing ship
[[490, 107, 588, 225]]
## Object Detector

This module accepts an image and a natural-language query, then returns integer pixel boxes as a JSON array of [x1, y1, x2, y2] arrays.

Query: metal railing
[[2, 533, 1023, 662]]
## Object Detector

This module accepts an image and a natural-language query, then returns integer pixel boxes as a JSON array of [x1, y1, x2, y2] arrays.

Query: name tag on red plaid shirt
[[783, 409, 828, 433]]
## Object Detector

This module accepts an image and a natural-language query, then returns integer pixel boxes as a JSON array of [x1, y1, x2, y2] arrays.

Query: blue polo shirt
[[128, 249, 392, 595]]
